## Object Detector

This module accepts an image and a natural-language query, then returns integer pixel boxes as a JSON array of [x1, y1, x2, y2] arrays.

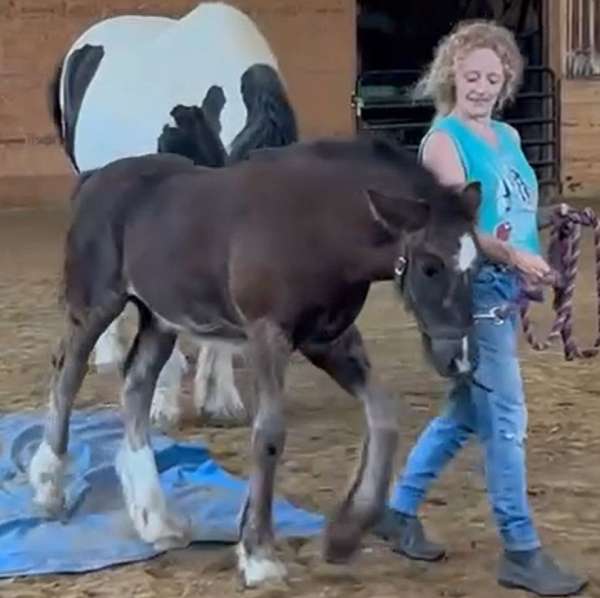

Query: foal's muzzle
[[428, 333, 477, 378]]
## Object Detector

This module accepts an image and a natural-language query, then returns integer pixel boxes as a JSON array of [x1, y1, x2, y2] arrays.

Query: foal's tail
[[68, 169, 97, 207], [58, 166, 99, 310], [227, 64, 298, 164], [60, 167, 122, 320]]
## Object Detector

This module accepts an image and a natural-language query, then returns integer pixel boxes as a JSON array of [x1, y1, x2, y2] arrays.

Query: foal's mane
[[307, 134, 465, 212], [246, 134, 474, 221], [305, 134, 417, 168]]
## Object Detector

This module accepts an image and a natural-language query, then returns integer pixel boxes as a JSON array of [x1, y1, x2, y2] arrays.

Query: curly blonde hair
[[413, 20, 524, 116]]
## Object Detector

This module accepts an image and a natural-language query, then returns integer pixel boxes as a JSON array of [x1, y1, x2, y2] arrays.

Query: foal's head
[[367, 180, 481, 378]]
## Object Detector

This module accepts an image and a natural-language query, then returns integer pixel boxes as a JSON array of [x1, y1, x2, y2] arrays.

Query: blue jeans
[[390, 264, 541, 552]]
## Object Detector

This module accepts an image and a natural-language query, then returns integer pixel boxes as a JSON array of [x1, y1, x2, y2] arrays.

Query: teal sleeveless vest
[[420, 114, 541, 255]]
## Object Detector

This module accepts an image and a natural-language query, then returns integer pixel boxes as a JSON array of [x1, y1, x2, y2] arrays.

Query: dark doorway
[[357, 0, 544, 74]]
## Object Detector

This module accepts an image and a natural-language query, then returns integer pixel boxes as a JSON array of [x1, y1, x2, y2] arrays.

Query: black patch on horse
[[227, 63, 298, 164], [201, 85, 226, 137], [157, 94, 227, 167], [47, 62, 64, 145], [59, 44, 105, 171]]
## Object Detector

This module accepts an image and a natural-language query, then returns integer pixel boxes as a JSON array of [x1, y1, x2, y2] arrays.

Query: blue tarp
[[0, 409, 324, 577]]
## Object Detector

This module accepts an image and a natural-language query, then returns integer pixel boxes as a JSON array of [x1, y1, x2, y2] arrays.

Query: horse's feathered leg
[[149, 340, 188, 430], [193, 342, 247, 423], [237, 319, 290, 587], [300, 325, 399, 563], [116, 300, 190, 549]]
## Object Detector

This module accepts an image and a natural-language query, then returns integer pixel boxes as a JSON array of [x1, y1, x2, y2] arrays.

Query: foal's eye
[[418, 253, 445, 279], [422, 262, 441, 278]]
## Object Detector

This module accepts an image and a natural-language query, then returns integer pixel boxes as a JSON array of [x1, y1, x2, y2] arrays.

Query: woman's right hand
[[508, 247, 553, 284]]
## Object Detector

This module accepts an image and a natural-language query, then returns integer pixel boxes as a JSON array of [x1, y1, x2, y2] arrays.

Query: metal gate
[[352, 66, 561, 200]]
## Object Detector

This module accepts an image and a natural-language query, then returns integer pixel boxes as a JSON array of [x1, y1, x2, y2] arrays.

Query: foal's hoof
[[152, 529, 190, 551], [323, 517, 363, 564], [32, 486, 66, 517], [134, 508, 191, 551], [236, 543, 288, 588], [152, 514, 191, 551]]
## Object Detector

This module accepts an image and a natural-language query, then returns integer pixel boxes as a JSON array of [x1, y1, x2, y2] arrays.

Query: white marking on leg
[[150, 343, 188, 430], [456, 233, 477, 272], [193, 344, 215, 414], [236, 542, 287, 587], [29, 440, 66, 512], [115, 442, 190, 549], [352, 386, 398, 511], [453, 336, 471, 373]]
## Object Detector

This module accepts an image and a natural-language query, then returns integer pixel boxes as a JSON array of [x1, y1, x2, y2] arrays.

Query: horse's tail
[[227, 64, 298, 163], [48, 61, 65, 146], [55, 44, 105, 174], [60, 169, 98, 235]]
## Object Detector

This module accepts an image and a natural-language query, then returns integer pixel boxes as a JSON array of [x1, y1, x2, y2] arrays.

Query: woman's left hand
[[508, 247, 554, 284]]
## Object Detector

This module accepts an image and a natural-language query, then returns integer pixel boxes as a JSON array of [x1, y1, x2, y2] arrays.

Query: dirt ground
[[1, 179, 600, 598]]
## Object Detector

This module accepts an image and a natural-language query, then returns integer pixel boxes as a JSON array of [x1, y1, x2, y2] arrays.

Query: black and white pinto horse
[[50, 1, 298, 428]]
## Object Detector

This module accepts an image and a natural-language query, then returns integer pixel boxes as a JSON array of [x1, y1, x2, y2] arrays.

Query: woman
[[375, 21, 587, 596]]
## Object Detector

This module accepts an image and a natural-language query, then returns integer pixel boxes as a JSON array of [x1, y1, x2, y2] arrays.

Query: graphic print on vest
[[493, 166, 535, 242]]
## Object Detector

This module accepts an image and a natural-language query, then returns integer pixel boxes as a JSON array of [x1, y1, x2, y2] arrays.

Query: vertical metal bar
[[566, 0, 572, 76], [590, 0, 595, 52], [591, 0, 597, 73], [579, 0, 584, 53]]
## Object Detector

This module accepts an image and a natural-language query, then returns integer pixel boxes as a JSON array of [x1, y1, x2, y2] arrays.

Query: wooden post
[[544, 0, 569, 198], [545, 0, 567, 78]]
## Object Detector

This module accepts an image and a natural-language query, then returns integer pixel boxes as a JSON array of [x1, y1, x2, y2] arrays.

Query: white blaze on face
[[456, 233, 477, 272], [454, 336, 471, 374]]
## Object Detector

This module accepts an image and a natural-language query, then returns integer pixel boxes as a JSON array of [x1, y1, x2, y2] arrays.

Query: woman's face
[[453, 47, 505, 119]]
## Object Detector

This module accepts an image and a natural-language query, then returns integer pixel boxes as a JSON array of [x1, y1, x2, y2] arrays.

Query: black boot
[[373, 507, 445, 561], [498, 548, 588, 596]]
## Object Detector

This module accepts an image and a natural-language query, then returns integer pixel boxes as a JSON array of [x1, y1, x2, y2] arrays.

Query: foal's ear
[[365, 188, 430, 234], [460, 181, 482, 221]]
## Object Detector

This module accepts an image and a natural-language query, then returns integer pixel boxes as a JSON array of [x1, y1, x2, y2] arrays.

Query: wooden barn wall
[[560, 81, 600, 199], [546, 0, 600, 198], [5, 0, 600, 200]]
